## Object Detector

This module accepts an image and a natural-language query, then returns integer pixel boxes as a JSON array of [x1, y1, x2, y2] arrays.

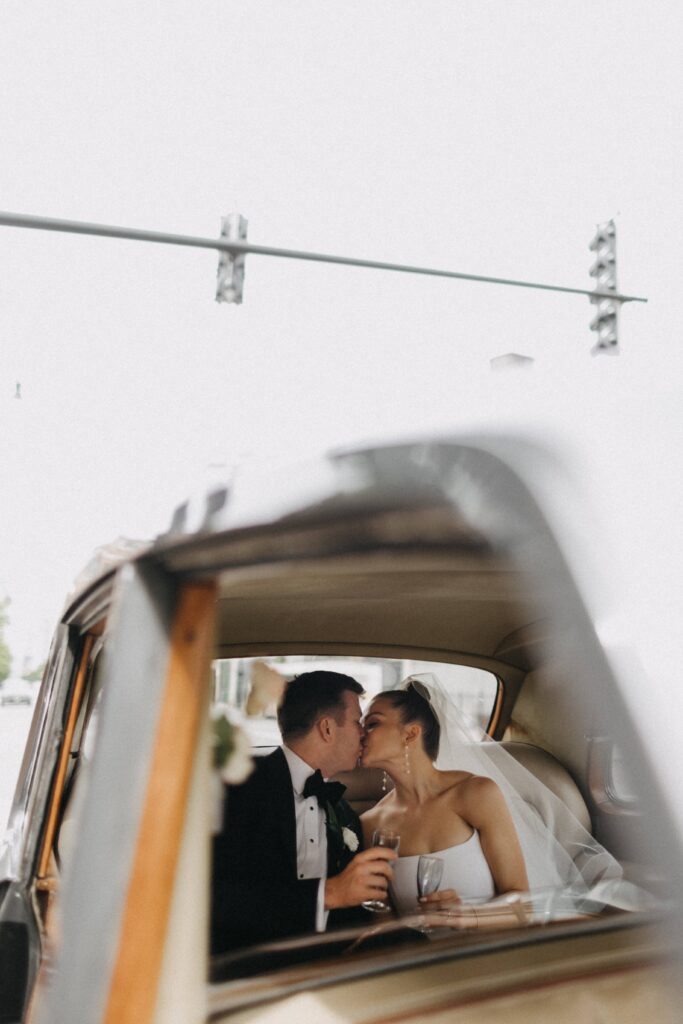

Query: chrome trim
[[207, 912, 669, 1019], [63, 575, 116, 632], [5, 627, 77, 882]]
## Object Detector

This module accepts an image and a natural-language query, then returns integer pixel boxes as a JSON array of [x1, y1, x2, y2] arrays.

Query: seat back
[[333, 767, 387, 815], [502, 741, 591, 833], [334, 741, 591, 833]]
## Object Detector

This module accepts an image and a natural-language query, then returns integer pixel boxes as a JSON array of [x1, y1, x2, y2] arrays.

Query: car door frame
[[0, 573, 116, 1021]]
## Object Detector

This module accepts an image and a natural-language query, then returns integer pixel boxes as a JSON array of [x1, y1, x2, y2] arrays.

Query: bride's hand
[[418, 888, 461, 913], [420, 907, 479, 930], [420, 892, 531, 932]]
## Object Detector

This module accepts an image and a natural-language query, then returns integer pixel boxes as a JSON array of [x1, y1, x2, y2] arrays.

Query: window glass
[[609, 742, 640, 804], [212, 655, 498, 746]]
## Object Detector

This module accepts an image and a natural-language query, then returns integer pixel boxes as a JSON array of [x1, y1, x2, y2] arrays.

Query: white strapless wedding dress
[[390, 830, 496, 916]]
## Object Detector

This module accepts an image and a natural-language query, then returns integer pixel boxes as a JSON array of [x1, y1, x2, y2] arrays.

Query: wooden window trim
[[103, 583, 216, 1024], [36, 633, 95, 880]]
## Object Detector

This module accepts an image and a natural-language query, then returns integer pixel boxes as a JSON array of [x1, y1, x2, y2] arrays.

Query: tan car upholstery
[[334, 741, 592, 834], [333, 767, 387, 816], [502, 741, 592, 833]]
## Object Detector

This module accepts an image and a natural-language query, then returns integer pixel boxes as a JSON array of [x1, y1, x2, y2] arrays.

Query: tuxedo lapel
[[263, 748, 298, 879], [327, 798, 362, 875]]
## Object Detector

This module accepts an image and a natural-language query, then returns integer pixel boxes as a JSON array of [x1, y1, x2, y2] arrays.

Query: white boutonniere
[[342, 826, 359, 852], [210, 710, 254, 834], [211, 710, 254, 784]]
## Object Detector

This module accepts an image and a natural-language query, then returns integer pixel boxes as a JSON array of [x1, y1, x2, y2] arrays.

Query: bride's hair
[[379, 685, 440, 759]]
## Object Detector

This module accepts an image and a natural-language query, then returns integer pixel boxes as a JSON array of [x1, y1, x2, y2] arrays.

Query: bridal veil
[[402, 673, 653, 917]]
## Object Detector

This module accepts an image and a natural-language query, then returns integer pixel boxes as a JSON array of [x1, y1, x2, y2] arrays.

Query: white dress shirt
[[282, 746, 329, 931]]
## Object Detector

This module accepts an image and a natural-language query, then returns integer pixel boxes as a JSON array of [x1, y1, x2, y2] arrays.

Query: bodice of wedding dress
[[390, 830, 496, 916]]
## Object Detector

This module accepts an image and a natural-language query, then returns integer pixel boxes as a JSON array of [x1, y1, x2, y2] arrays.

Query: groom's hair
[[278, 670, 364, 741]]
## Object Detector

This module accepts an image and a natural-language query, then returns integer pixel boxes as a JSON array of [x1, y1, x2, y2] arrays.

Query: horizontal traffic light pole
[[0, 210, 648, 304]]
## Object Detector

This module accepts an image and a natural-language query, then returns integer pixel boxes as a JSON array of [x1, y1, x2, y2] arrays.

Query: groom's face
[[329, 691, 364, 774]]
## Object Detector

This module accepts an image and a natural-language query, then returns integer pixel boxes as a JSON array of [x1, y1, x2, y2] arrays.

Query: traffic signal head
[[589, 220, 619, 354], [589, 220, 616, 251], [589, 219, 617, 292], [216, 213, 248, 304]]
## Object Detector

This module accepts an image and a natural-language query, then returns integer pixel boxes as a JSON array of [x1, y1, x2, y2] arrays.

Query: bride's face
[[360, 697, 407, 769]]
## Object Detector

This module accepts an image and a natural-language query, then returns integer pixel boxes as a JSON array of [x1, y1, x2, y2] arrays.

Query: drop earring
[[382, 770, 388, 793], [403, 738, 411, 775]]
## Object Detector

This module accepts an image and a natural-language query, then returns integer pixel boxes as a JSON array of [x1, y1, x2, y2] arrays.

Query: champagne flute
[[417, 855, 444, 899], [362, 828, 400, 912], [417, 855, 444, 930]]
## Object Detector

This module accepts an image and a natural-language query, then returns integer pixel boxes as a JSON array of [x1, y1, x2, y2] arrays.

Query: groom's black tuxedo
[[210, 748, 365, 955]]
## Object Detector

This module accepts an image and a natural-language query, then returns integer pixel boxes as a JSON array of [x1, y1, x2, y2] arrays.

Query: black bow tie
[[302, 769, 346, 808]]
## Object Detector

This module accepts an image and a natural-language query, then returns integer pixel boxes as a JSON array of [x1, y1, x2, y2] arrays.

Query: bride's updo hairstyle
[[379, 684, 440, 760]]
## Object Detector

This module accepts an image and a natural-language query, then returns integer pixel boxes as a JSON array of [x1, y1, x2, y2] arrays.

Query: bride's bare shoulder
[[439, 769, 475, 790], [442, 771, 499, 801], [446, 773, 504, 818]]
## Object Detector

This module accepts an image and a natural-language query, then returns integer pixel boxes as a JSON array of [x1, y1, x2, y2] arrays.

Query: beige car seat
[[334, 741, 592, 833]]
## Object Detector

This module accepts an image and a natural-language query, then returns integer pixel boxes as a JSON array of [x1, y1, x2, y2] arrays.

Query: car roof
[[61, 434, 566, 659], [158, 434, 545, 546]]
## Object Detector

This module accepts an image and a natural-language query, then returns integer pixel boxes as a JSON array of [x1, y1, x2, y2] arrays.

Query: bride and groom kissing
[[210, 669, 530, 954]]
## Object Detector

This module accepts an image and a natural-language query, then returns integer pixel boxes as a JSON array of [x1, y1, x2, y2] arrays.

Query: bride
[[360, 674, 647, 928]]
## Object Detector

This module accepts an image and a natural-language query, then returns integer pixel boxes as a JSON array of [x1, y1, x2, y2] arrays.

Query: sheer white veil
[[401, 673, 652, 915]]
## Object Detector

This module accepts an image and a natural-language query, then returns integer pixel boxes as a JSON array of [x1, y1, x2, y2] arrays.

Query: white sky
[[0, 0, 681, 716]]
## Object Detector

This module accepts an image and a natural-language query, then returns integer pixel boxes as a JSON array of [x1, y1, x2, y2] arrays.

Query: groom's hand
[[324, 847, 398, 911]]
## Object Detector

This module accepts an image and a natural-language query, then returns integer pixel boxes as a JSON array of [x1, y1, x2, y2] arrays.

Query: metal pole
[[0, 210, 648, 304]]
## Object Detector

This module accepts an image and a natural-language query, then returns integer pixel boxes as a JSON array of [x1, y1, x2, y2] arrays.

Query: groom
[[210, 670, 396, 954]]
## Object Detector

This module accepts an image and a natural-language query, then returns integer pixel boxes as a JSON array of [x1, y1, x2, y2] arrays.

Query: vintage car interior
[[195, 446, 673, 1013], [3, 441, 680, 1023], [205, 547, 662, 978]]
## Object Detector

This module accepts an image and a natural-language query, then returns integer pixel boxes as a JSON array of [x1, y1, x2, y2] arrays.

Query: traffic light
[[589, 220, 618, 354], [216, 213, 248, 304]]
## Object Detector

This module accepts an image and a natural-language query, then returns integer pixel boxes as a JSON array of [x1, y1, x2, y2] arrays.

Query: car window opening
[[208, 639, 663, 986]]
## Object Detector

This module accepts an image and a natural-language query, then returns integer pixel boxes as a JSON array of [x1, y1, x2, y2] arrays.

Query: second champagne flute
[[362, 828, 400, 912], [417, 855, 444, 900], [417, 855, 444, 931]]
